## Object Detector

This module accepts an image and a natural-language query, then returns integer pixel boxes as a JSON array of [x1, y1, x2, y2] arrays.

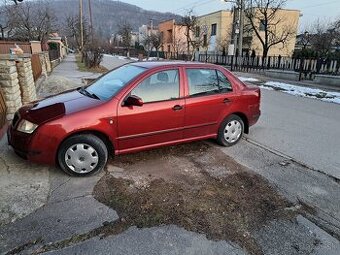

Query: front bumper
[[7, 125, 45, 162]]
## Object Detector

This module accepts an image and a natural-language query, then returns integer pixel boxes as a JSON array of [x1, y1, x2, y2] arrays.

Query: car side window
[[186, 69, 232, 97], [217, 71, 233, 92], [131, 69, 180, 103], [186, 69, 219, 97]]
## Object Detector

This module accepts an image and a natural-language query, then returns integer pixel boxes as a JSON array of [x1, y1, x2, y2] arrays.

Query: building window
[[259, 20, 266, 31], [203, 34, 208, 47], [195, 26, 200, 37], [211, 23, 217, 36]]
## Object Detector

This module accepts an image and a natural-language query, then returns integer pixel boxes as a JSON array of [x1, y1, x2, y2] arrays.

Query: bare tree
[[7, 0, 57, 42], [141, 33, 153, 59], [182, 10, 208, 60], [309, 18, 339, 56], [150, 32, 162, 59], [118, 23, 132, 57], [244, 0, 295, 57], [171, 31, 186, 57], [63, 15, 89, 51]]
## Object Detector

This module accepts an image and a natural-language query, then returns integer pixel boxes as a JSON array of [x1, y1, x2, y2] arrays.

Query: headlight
[[17, 120, 38, 134]]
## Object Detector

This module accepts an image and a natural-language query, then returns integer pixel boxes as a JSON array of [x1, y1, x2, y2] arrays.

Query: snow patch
[[261, 81, 340, 104], [238, 77, 260, 82]]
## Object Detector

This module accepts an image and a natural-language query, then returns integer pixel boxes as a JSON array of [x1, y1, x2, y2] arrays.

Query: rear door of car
[[183, 67, 236, 139], [117, 67, 185, 152]]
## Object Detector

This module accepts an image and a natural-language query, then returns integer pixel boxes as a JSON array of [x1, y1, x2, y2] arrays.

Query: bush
[[83, 43, 103, 68]]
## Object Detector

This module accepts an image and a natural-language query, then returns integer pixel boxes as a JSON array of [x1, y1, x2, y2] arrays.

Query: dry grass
[[75, 54, 108, 73]]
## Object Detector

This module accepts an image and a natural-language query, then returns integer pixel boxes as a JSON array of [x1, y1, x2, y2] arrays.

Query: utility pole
[[224, 0, 244, 56], [88, 0, 94, 43], [79, 0, 84, 52], [238, 0, 244, 56]]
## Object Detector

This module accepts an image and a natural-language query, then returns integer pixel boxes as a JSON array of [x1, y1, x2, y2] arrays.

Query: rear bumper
[[249, 111, 261, 126]]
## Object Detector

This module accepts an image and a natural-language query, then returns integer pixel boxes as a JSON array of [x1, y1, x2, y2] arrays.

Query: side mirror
[[125, 95, 143, 107]]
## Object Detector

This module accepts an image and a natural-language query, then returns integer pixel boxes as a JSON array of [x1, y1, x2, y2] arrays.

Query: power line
[[171, 0, 216, 13], [302, 0, 339, 9]]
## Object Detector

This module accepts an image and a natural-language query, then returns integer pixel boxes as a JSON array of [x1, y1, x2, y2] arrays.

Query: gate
[[31, 54, 42, 81], [0, 88, 7, 130]]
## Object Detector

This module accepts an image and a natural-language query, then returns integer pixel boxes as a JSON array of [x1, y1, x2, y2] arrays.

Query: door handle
[[172, 105, 183, 111], [223, 98, 232, 104]]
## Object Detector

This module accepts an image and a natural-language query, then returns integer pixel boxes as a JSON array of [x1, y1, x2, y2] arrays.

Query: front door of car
[[183, 68, 235, 139], [117, 68, 185, 151]]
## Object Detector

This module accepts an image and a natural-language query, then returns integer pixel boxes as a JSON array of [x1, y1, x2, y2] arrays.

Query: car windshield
[[86, 65, 146, 100]]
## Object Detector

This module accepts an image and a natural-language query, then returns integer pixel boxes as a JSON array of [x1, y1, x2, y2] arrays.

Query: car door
[[117, 68, 185, 152], [183, 67, 235, 139]]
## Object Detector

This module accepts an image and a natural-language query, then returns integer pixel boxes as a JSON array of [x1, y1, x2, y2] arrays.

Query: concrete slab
[[217, 138, 340, 242], [0, 136, 50, 227], [47, 167, 104, 204], [0, 196, 118, 254], [44, 225, 247, 255]]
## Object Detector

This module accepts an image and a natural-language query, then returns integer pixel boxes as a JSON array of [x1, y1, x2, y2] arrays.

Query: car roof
[[130, 61, 220, 69]]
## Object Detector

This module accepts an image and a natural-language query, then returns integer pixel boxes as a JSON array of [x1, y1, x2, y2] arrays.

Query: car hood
[[19, 89, 104, 125]]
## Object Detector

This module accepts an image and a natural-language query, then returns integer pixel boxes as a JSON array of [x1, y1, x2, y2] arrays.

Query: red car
[[8, 62, 260, 176]]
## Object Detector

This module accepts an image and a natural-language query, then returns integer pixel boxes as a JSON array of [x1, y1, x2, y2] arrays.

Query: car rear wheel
[[217, 114, 244, 147], [57, 134, 108, 176]]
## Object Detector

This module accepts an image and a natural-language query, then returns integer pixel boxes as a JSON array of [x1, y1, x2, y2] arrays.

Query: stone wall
[[0, 52, 54, 121], [0, 57, 22, 121], [39, 53, 47, 77], [16, 57, 37, 105], [44, 52, 52, 73]]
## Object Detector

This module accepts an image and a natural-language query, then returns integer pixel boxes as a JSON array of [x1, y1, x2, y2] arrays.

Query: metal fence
[[164, 52, 192, 61], [198, 54, 340, 77]]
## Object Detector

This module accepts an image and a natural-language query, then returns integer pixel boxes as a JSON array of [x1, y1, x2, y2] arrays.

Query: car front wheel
[[57, 134, 108, 176], [217, 114, 244, 147]]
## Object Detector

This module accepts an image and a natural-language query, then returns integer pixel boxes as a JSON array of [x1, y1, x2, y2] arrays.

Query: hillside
[[47, 0, 182, 37]]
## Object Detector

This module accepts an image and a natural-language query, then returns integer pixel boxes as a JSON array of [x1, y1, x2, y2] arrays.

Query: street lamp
[[222, 0, 244, 56]]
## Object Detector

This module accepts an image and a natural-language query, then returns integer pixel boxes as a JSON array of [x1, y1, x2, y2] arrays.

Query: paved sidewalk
[[38, 54, 101, 97]]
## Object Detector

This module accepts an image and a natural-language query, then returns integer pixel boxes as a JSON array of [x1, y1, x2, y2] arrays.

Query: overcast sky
[[119, 0, 340, 31]]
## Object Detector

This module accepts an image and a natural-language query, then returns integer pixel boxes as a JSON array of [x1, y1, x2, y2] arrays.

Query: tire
[[217, 114, 244, 147], [57, 134, 108, 176]]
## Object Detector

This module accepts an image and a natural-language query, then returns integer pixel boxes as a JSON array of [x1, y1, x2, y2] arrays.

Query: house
[[196, 10, 234, 54], [138, 24, 158, 47], [196, 8, 300, 57], [243, 8, 300, 57], [158, 19, 189, 56]]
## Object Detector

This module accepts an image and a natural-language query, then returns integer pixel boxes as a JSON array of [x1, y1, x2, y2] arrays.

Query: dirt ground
[[93, 141, 299, 255]]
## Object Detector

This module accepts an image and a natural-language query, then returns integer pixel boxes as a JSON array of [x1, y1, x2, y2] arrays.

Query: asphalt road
[[247, 88, 340, 179]]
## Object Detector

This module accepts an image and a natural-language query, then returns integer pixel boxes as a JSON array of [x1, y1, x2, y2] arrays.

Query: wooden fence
[[31, 54, 42, 81], [198, 54, 340, 77], [0, 41, 32, 54], [0, 88, 7, 130]]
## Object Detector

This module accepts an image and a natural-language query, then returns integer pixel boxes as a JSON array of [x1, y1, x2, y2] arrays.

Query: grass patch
[[75, 54, 108, 73]]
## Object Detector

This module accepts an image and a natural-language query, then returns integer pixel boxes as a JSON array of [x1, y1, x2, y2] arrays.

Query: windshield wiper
[[77, 87, 100, 100]]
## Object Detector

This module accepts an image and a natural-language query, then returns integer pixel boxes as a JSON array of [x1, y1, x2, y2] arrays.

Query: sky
[[118, 0, 340, 31]]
